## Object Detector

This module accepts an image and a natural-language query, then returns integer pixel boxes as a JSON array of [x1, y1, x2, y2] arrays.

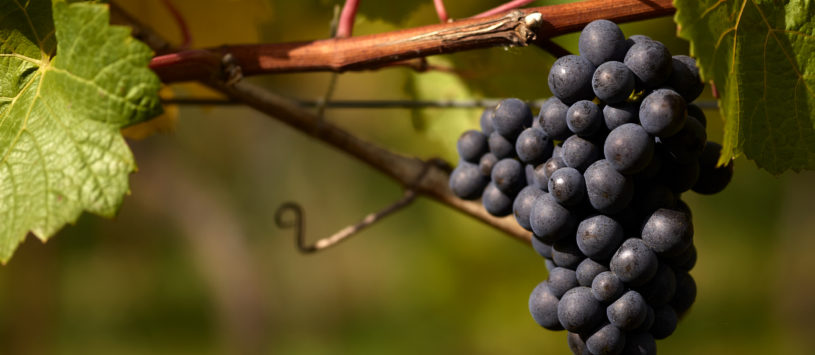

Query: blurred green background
[[2, 0, 815, 354]]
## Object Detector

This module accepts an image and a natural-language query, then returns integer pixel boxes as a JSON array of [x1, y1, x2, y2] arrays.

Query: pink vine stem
[[336, 0, 360, 38], [159, 0, 192, 49], [433, 0, 450, 23], [472, 0, 536, 19]]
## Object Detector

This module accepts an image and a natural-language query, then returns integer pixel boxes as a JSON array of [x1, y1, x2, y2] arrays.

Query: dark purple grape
[[532, 237, 553, 259], [639, 88, 686, 137], [592, 271, 625, 303], [548, 167, 586, 206], [660, 116, 706, 164], [549, 55, 596, 104], [603, 102, 638, 131], [624, 40, 672, 89], [538, 97, 571, 140], [667, 244, 697, 271], [610, 238, 658, 286], [579, 20, 627, 66], [592, 61, 635, 104], [548, 267, 579, 298], [558, 286, 604, 333], [604, 123, 654, 174], [491, 158, 524, 194], [488, 131, 515, 159], [449, 161, 488, 200], [457, 130, 488, 163], [667, 55, 704, 102], [482, 182, 513, 216], [686, 103, 706, 128], [552, 238, 585, 270], [530, 194, 575, 243], [637, 263, 677, 307], [480, 106, 496, 135], [606, 290, 648, 330], [584, 160, 634, 214], [625, 35, 652, 49], [576, 258, 608, 287], [586, 323, 626, 355], [621, 332, 656, 355], [566, 100, 603, 137], [631, 183, 676, 215], [529, 281, 564, 330], [513, 186, 544, 231], [492, 98, 533, 138], [635, 305, 655, 333], [516, 127, 553, 164], [693, 141, 734, 195], [562, 135, 601, 172], [543, 156, 568, 182], [671, 272, 697, 317], [651, 305, 678, 339], [576, 215, 624, 260], [641, 208, 693, 256], [568, 332, 591, 355], [658, 159, 700, 193], [478, 152, 498, 177]]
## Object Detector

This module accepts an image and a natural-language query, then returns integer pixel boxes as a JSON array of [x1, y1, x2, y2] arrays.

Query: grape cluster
[[449, 20, 734, 354]]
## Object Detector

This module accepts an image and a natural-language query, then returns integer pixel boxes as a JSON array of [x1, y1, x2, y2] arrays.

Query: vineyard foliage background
[[1, 0, 815, 354]]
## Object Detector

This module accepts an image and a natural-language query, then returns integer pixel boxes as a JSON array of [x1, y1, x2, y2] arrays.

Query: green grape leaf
[[674, 0, 815, 174], [0, 0, 161, 262]]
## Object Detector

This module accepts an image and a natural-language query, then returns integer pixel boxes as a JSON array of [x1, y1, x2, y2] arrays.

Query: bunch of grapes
[[449, 20, 734, 355]]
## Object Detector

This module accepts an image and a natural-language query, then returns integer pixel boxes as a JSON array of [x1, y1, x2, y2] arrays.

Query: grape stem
[[147, 0, 676, 83]]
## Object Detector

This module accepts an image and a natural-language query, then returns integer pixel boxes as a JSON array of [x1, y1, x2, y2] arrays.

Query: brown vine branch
[[149, 0, 675, 83]]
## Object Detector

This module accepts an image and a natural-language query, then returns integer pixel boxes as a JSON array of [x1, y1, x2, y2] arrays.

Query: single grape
[[548, 267, 580, 298], [491, 158, 524, 194], [693, 141, 734, 195], [548, 167, 587, 206], [658, 158, 700, 193], [635, 305, 655, 333], [530, 194, 575, 243], [631, 183, 676, 215], [667, 244, 697, 271], [603, 102, 638, 130], [578, 20, 626, 66], [637, 262, 677, 307], [606, 290, 648, 330], [584, 160, 634, 214], [626, 34, 652, 49], [532, 163, 550, 191], [482, 182, 513, 216], [516, 127, 554, 164], [586, 323, 626, 355], [568, 332, 591, 355], [478, 152, 498, 177], [480, 106, 496, 135], [592, 271, 625, 303], [538, 97, 571, 140], [488, 131, 515, 159], [576, 215, 624, 260], [492, 98, 533, 138], [624, 40, 672, 88], [650, 305, 678, 339], [543, 156, 568, 182], [457, 130, 488, 163], [610, 238, 658, 286], [660, 116, 706, 164], [529, 281, 564, 330], [639, 88, 686, 137], [671, 272, 697, 316], [641, 208, 693, 256], [545, 258, 557, 272], [548, 55, 596, 104], [576, 258, 608, 287], [558, 286, 604, 333], [532, 236, 553, 259], [667, 55, 704, 102], [621, 332, 656, 355], [562, 135, 601, 172], [592, 61, 635, 104], [449, 161, 488, 200], [552, 238, 586, 270], [686, 103, 706, 128], [513, 186, 544, 231], [567, 100, 603, 137], [604, 123, 654, 174]]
